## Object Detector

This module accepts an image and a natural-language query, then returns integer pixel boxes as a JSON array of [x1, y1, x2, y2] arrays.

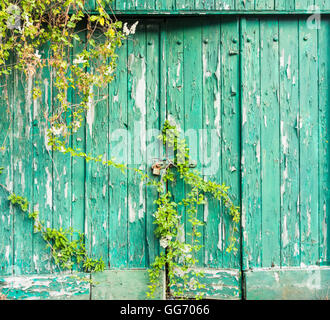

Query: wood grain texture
[[32, 44, 53, 274], [279, 19, 300, 267], [241, 17, 262, 270], [245, 267, 330, 300], [259, 19, 280, 268], [298, 18, 319, 266], [170, 268, 241, 299], [220, 17, 240, 270], [0, 59, 13, 276], [108, 37, 129, 269], [318, 19, 330, 265], [202, 18, 222, 268], [86, 31, 110, 267], [12, 69, 34, 275], [127, 23, 147, 268], [91, 270, 165, 299], [0, 273, 90, 300]]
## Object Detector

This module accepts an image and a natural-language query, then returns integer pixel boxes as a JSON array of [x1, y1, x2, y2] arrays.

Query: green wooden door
[[91, 17, 242, 299], [1, 15, 329, 300]]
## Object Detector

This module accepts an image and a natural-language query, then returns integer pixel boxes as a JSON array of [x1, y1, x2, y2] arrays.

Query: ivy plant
[[147, 120, 240, 299]]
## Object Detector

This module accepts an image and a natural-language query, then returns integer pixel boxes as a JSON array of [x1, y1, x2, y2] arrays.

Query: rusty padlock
[[152, 163, 162, 176]]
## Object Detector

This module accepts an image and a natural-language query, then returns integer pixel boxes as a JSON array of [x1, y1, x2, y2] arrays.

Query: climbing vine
[[147, 120, 240, 299], [7, 192, 105, 273], [0, 1, 240, 300]]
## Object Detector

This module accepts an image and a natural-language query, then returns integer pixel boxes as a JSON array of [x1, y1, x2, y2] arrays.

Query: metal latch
[[151, 159, 197, 176]]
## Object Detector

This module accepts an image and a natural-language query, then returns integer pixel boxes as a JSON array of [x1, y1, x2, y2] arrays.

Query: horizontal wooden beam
[[91, 270, 166, 300], [0, 270, 165, 300], [105, 10, 330, 16], [0, 273, 91, 300], [244, 267, 330, 300], [170, 268, 241, 300]]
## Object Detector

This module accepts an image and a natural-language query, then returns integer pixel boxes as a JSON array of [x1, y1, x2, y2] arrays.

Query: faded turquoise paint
[[241, 17, 330, 271], [86, 0, 330, 12], [0, 16, 330, 300]]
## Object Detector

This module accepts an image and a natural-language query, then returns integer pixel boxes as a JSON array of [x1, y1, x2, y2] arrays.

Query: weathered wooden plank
[[255, 0, 274, 10], [298, 18, 319, 266], [127, 23, 147, 268], [236, 0, 255, 10], [0, 61, 13, 276], [108, 38, 129, 268], [176, 0, 195, 10], [279, 19, 300, 267], [85, 31, 110, 267], [241, 18, 262, 270], [183, 19, 204, 266], [52, 63, 72, 250], [245, 267, 330, 300], [260, 19, 281, 268], [32, 44, 53, 274], [215, 0, 235, 10], [13, 69, 34, 275], [145, 22, 161, 266], [295, 0, 314, 10], [170, 268, 241, 299], [165, 19, 186, 263], [91, 270, 165, 299], [315, 0, 330, 10], [221, 17, 241, 269], [0, 273, 90, 300], [274, 0, 294, 11], [201, 18, 222, 268], [318, 18, 330, 265], [195, 0, 214, 10], [155, 0, 176, 10], [71, 30, 86, 268]]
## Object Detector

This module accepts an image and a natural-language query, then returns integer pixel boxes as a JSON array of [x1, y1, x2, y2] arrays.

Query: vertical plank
[[115, 0, 128, 10], [295, 0, 314, 10], [165, 19, 185, 262], [201, 19, 222, 268], [0, 63, 13, 276], [85, 32, 110, 267], [144, 0, 156, 10], [155, 0, 176, 10], [195, 0, 214, 10], [127, 23, 147, 268], [221, 17, 241, 269], [183, 18, 203, 266], [299, 18, 319, 266], [275, 0, 295, 10], [315, 0, 330, 10], [145, 22, 161, 266], [236, 0, 255, 10], [260, 19, 280, 268], [256, 0, 274, 10], [279, 19, 300, 267], [241, 18, 262, 270], [52, 57, 72, 261], [71, 29, 86, 267], [32, 44, 53, 274], [318, 18, 330, 264], [176, 0, 195, 10], [13, 71, 33, 275], [215, 0, 235, 9], [84, 0, 96, 11], [108, 38, 129, 268]]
